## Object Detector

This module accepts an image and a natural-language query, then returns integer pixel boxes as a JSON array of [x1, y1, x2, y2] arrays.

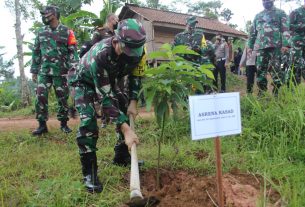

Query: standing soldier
[[71, 19, 146, 193], [248, 0, 290, 96], [173, 16, 215, 94], [289, 2, 305, 85], [31, 6, 79, 135]]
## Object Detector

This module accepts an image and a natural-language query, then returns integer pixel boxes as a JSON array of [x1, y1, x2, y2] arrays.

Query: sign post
[[215, 137, 224, 207], [189, 92, 241, 207]]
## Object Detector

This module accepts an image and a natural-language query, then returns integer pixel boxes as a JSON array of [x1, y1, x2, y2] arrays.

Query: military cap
[[40, 6, 59, 16], [186, 16, 198, 27], [115, 18, 146, 57]]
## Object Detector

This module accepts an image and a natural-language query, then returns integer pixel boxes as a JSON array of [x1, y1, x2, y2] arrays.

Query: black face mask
[[263, 1, 274, 10], [42, 14, 52, 25], [42, 17, 50, 25], [113, 22, 118, 30]]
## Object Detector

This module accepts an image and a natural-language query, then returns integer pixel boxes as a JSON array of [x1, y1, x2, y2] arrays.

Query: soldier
[[289, 2, 305, 85], [80, 14, 119, 128], [71, 19, 146, 193], [31, 6, 79, 135], [79, 13, 119, 58], [248, 0, 290, 96], [173, 16, 215, 94]]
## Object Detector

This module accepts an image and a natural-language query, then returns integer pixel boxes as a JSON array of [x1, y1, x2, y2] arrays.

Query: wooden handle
[[129, 115, 143, 199]]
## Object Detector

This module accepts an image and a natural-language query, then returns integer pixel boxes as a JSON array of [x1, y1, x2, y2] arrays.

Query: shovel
[[126, 115, 159, 207]]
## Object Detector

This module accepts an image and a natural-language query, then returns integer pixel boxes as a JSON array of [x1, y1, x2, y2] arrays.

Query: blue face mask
[[263, 1, 274, 10]]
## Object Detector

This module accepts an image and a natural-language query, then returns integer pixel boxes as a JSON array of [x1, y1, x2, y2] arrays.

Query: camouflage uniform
[[31, 24, 79, 122], [173, 16, 215, 93], [289, 6, 305, 84], [248, 6, 290, 94], [71, 19, 145, 155]]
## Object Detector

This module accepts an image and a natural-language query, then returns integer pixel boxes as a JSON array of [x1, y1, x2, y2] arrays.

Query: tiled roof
[[121, 4, 247, 38]]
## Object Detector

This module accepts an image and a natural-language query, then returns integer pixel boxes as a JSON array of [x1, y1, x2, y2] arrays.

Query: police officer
[[289, 2, 305, 85], [214, 34, 229, 92], [31, 6, 79, 135], [71, 19, 146, 193], [248, 0, 290, 96]]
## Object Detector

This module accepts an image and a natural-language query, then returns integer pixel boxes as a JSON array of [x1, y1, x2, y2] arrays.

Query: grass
[[0, 74, 305, 206]]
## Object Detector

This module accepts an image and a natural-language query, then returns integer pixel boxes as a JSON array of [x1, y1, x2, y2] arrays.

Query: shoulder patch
[[68, 30, 77, 45]]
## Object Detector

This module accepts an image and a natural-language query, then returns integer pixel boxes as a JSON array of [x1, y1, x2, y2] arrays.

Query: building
[[118, 4, 248, 56]]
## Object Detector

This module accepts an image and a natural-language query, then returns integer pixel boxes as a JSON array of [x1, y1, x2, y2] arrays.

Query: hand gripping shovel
[[126, 115, 159, 207]]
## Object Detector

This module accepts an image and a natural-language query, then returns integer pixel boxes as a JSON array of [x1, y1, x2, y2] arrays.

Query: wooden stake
[[214, 137, 224, 207]]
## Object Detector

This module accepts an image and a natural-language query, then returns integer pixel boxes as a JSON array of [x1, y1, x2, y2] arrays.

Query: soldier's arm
[[280, 11, 290, 47], [30, 32, 41, 74], [289, 10, 304, 33], [91, 30, 102, 46], [92, 64, 129, 127], [67, 29, 79, 85], [248, 16, 258, 49], [129, 53, 147, 100]]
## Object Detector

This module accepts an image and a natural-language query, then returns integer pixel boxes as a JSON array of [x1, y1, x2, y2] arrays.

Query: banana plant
[[142, 43, 214, 189]]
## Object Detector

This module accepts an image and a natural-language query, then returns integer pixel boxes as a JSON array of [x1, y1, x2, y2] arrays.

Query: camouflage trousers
[[291, 45, 305, 84], [74, 83, 128, 154], [256, 48, 285, 93], [35, 75, 69, 122]]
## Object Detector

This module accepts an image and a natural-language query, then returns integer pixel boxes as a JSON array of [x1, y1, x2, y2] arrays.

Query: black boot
[[60, 121, 72, 133], [32, 121, 48, 136], [80, 152, 103, 193], [112, 142, 131, 167]]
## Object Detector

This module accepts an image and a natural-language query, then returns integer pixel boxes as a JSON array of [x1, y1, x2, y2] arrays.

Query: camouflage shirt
[[289, 6, 305, 46], [73, 37, 142, 125], [173, 28, 215, 65], [91, 27, 115, 45], [248, 6, 290, 50], [30, 24, 79, 76]]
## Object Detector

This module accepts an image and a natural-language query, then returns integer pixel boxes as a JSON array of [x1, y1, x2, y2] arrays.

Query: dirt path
[[0, 108, 154, 132]]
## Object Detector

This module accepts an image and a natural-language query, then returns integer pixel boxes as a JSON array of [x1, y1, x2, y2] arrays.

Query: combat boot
[[112, 142, 145, 167], [60, 121, 72, 133], [112, 142, 131, 167], [32, 121, 48, 136], [80, 152, 103, 193]]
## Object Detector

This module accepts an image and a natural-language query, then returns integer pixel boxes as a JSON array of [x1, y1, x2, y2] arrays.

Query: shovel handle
[[129, 115, 143, 199]]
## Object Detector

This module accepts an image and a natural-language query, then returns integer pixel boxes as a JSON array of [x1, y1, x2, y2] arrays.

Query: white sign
[[189, 92, 241, 140]]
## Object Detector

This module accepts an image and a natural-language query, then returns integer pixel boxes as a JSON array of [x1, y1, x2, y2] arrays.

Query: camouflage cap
[[115, 18, 146, 57], [40, 6, 59, 16], [186, 16, 198, 27]]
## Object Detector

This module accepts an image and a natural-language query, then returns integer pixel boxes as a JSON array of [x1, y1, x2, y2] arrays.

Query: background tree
[[47, 0, 93, 16], [185, 0, 223, 19], [0, 47, 14, 80], [220, 8, 233, 23], [5, 0, 32, 106], [145, 0, 168, 10]]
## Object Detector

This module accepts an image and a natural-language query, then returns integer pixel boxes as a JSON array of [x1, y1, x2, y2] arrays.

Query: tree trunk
[[14, 0, 30, 106]]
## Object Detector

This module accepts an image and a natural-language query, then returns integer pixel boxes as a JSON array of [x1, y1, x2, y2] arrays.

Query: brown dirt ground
[[0, 107, 154, 132], [122, 168, 282, 207]]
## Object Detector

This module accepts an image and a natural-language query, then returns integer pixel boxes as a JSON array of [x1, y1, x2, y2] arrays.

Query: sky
[[0, 0, 301, 78]]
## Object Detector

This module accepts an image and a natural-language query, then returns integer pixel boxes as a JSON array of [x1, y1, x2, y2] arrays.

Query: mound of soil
[[122, 168, 281, 207]]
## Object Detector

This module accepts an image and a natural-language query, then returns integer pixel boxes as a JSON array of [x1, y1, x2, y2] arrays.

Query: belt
[[216, 58, 226, 62]]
